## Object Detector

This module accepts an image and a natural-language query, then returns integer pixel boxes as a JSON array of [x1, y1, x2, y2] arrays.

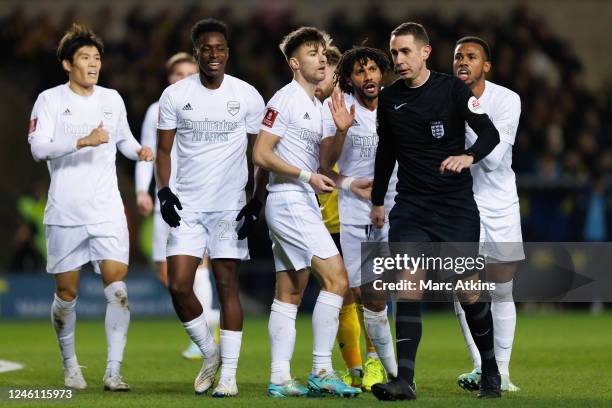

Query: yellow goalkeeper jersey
[[318, 164, 340, 234]]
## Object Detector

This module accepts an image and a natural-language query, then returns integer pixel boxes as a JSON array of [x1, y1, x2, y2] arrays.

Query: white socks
[[312, 291, 343, 376], [454, 300, 482, 369], [490, 281, 516, 376], [183, 311, 216, 359], [219, 330, 242, 381], [454, 281, 516, 376], [269, 299, 297, 384], [364, 306, 398, 378], [193, 265, 220, 330], [51, 294, 77, 369], [104, 281, 130, 377]]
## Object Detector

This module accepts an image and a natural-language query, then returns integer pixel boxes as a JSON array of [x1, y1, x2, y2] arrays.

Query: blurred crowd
[[2, 3, 611, 269]]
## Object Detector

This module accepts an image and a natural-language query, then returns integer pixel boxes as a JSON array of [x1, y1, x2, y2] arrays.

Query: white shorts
[[152, 210, 170, 262], [340, 222, 390, 288], [46, 219, 129, 274], [166, 210, 249, 260], [479, 206, 525, 263], [266, 191, 339, 272]]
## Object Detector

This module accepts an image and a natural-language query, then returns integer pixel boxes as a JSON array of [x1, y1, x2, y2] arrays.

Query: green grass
[[1, 311, 611, 407]]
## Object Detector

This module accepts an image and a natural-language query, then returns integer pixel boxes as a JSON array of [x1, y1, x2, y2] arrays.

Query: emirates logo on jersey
[[227, 101, 240, 116], [262, 108, 278, 128]]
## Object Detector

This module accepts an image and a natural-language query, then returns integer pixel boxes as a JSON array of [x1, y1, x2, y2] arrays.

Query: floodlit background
[[0, 1, 610, 406]]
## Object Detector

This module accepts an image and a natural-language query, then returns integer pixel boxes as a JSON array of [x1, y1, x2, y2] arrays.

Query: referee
[[370, 23, 501, 400]]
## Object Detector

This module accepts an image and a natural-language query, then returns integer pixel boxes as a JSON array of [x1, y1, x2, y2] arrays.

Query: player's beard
[[354, 85, 379, 105], [467, 69, 484, 88]]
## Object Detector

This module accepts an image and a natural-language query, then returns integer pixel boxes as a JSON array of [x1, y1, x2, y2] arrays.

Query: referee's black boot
[[477, 371, 501, 398], [372, 377, 416, 401]]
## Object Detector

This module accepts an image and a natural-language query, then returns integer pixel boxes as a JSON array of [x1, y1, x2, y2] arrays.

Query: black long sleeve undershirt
[[372, 71, 499, 206]]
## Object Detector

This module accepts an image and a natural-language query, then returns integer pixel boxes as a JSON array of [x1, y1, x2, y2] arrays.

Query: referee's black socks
[[460, 301, 499, 375], [395, 301, 422, 385]]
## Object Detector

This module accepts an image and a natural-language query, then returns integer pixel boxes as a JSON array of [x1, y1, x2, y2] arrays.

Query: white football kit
[[322, 92, 398, 287], [466, 80, 524, 262], [157, 74, 264, 259], [262, 80, 339, 272], [28, 84, 142, 274]]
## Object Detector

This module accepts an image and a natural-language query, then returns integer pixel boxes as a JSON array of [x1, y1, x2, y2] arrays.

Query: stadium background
[[0, 1, 610, 405], [2, 0, 610, 311]]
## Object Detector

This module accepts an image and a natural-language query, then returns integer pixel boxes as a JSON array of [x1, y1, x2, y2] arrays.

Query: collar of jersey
[[291, 79, 318, 106], [408, 70, 431, 89]]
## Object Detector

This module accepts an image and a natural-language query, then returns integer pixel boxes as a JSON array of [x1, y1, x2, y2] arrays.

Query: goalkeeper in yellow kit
[[315, 46, 385, 391]]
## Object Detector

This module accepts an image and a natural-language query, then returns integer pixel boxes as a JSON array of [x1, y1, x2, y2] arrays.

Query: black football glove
[[235, 198, 263, 240], [157, 187, 182, 227]]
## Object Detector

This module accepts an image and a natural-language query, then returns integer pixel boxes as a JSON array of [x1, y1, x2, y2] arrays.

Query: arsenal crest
[[102, 106, 113, 119], [430, 121, 445, 139], [227, 101, 240, 116]]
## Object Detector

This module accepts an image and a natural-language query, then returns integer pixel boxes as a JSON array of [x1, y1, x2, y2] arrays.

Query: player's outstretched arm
[[135, 104, 158, 202], [117, 136, 153, 161], [253, 130, 334, 194], [320, 89, 355, 168], [135, 108, 157, 215], [318, 152, 372, 200], [319, 137, 341, 182], [115, 96, 152, 161]]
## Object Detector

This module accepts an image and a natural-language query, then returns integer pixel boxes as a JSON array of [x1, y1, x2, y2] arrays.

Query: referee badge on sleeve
[[430, 121, 445, 139]]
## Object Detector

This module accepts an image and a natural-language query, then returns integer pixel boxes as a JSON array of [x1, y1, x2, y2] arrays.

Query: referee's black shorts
[[388, 191, 481, 268]]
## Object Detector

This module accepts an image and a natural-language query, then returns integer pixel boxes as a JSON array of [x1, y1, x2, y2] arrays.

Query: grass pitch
[[1, 311, 611, 407]]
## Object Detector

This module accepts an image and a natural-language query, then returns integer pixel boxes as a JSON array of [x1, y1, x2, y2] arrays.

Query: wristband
[[341, 177, 355, 191], [298, 170, 312, 182]]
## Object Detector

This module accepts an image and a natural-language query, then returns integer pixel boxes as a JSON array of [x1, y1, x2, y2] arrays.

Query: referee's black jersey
[[372, 71, 499, 205]]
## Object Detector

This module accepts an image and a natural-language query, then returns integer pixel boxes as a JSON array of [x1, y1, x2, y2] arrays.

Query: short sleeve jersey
[[28, 84, 135, 226], [260, 80, 324, 194], [465, 81, 521, 215], [158, 74, 265, 212], [322, 92, 398, 224]]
